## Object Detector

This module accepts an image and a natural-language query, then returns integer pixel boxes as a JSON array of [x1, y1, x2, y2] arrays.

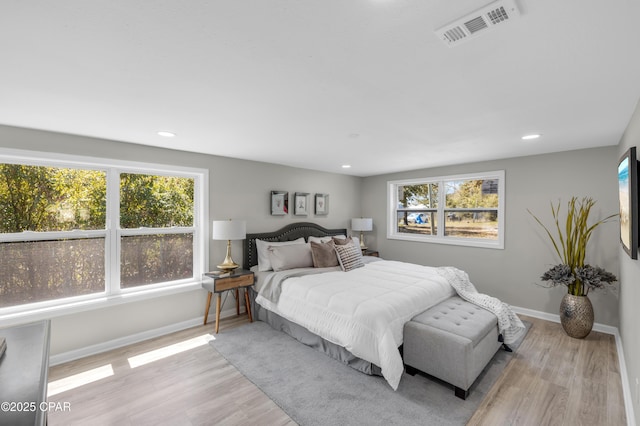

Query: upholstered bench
[[403, 296, 503, 399]]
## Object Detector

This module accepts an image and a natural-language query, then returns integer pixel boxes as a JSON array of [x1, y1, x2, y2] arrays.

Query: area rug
[[209, 320, 530, 426]]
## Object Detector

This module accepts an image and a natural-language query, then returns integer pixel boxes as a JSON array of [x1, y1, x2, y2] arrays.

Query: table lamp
[[212, 219, 246, 272], [351, 218, 373, 250]]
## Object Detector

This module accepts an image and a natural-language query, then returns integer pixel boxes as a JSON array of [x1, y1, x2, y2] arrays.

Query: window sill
[[0, 280, 203, 328], [387, 233, 504, 249]]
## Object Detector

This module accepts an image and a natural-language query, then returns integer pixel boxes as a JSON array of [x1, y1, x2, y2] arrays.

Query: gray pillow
[[310, 240, 340, 268], [268, 243, 314, 271], [332, 235, 361, 249], [308, 235, 346, 244], [332, 236, 353, 245], [256, 237, 305, 271]]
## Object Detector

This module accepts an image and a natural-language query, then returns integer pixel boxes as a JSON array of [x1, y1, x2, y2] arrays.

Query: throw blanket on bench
[[437, 267, 526, 344]]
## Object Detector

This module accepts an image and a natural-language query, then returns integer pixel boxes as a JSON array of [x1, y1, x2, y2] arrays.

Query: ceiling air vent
[[435, 0, 521, 47]]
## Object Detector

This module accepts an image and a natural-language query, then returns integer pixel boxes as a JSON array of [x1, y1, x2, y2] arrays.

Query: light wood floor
[[47, 314, 626, 426], [469, 316, 626, 426]]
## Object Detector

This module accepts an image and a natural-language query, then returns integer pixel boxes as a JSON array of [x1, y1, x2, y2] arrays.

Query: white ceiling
[[1, 0, 639, 177]]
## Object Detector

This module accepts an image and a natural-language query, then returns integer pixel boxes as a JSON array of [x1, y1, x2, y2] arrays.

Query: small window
[[388, 171, 504, 249]]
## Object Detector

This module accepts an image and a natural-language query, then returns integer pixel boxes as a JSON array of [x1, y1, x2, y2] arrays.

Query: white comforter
[[255, 260, 456, 390]]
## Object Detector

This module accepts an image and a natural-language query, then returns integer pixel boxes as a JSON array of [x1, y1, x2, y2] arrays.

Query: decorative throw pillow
[[256, 237, 305, 271], [268, 243, 314, 271], [308, 235, 346, 244], [334, 242, 364, 272], [310, 240, 340, 268], [332, 235, 360, 249], [332, 236, 351, 245]]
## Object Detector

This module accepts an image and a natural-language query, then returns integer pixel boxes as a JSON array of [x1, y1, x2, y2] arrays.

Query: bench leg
[[405, 365, 419, 376], [454, 386, 468, 400]]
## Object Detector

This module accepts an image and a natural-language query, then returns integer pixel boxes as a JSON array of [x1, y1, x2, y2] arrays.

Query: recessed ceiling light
[[157, 131, 176, 138], [521, 134, 541, 140], [342, 164, 351, 169]]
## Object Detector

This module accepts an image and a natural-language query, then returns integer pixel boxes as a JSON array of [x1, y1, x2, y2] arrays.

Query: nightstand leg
[[215, 294, 222, 334], [244, 289, 253, 323], [203, 291, 213, 325], [235, 288, 240, 315]]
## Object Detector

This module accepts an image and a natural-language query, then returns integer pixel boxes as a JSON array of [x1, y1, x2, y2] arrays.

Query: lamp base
[[217, 240, 239, 272], [216, 263, 239, 273], [359, 231, 367, 251]]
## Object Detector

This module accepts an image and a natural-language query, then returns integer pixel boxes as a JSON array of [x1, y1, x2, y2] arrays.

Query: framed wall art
[[294, 192, 309, 216], [270, 190, 288, 215], [315, 193, 328, 215], [618, 147, 638, 259]]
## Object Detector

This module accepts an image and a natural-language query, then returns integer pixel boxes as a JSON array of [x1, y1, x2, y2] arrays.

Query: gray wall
[[362, 146, 620, 327], [618, 98, 640, 425], [0, 125, 362, 355]]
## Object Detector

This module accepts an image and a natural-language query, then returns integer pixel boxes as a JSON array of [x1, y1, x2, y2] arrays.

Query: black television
[[618, 146, 638, 259]]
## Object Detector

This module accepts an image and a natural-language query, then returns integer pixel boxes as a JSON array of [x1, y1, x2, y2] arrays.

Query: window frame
[[387, 170, 505, 249], [0, 148, 208, 325]]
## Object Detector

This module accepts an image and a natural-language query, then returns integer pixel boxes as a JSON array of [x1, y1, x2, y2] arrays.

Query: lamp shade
[[351, 218, 373, 232], [212, 220, 246, 240]]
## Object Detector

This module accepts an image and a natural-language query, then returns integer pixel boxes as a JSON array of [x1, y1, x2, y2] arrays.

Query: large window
[[388, 171, 505, 249], [0, 150, 206, 315]]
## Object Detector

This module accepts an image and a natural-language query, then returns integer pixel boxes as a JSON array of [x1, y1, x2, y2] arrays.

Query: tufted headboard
[[243, 222, 347, 270]]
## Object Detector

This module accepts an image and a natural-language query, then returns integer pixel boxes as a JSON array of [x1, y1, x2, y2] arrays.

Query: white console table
[[0, 320, 51, 426]]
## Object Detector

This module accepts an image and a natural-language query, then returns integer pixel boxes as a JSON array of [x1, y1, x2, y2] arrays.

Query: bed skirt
[[248, 287, 382, 377]]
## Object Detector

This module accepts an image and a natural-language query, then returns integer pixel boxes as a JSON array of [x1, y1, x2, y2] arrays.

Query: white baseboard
[[512, 305, 618, 335], [49, 306, 238, 366], [512, 305, 636, 426]]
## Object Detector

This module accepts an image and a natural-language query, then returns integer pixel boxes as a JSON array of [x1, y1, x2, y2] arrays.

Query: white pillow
[[256, 237, 305, 271], [308, 235, 346, 244], [268, 243, 313, 271]]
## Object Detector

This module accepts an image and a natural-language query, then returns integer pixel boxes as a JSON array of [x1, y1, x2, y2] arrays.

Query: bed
[[243, 224, 377, 369], [242, 222, 465, 390]]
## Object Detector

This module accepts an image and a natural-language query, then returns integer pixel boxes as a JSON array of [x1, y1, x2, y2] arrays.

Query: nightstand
[[202, 269, 255, 333], [363, 250, 379, 257]]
